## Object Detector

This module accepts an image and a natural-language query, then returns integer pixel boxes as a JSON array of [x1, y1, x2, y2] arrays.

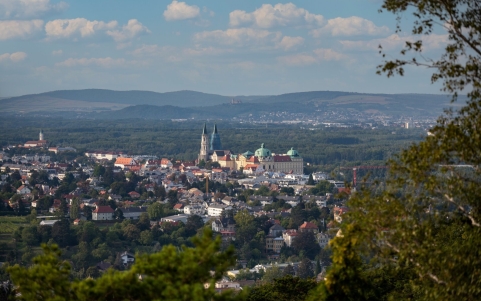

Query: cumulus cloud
[[0, 19, 43, 40], [164, 0, 200, 21], [45, 18, 117, 39], [194, 28, 281, 46], [45, 18, 149, 43], [0, 0, 68, 19], [340, 33, 448, 51], [106, 19, 150, 42], [229, 3, 324, 28], [0, 52, 27, 63], [276, 36, 304, 50], [311, 16, 390, 37], [278, 48, 346, 66], [55, 57, 128, 68]]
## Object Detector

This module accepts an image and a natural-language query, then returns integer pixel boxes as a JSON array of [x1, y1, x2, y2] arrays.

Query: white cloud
[[55, 57, 129, 68], [51, 49, 62, 55], [106, 19, 150, 42], [194, 28, 281, 46], [45, 18, 117, 39], [130, 44, 175, 57], [278, 48, 346, 66], [311, 16, 390, 37], [277, 53, 317, 66], [0, 19, 43, 40], [0, 52, 27, 63], [276, 36, 304, 50], [313, 48, 346, 61], [340, 33, 448, 51], [0, 0, 68, 19], [164, 0, 200, 21], [229, 3, 323, 28]]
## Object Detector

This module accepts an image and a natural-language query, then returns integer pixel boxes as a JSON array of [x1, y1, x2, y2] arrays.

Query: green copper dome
[[287, 147, 300, 157], [255, 143, 271, 157], [243, 151, 254, 157]]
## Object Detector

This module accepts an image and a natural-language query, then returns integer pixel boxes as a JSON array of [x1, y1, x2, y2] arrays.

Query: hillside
[[0, 89, 232, 111], [0, 89, 466, 119]]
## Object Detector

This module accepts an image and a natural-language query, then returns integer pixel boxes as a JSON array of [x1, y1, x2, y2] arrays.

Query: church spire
[[202, 123, 207, 135], [210, 124, 222, 150]]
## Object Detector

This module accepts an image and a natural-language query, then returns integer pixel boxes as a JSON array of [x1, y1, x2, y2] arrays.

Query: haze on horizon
[[0, 0, 449, 97]]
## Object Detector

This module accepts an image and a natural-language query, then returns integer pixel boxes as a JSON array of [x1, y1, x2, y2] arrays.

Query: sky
[[0, 0, 450, 97]]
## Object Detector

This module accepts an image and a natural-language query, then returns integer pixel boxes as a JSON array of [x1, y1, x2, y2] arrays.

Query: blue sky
[[0, 0, 449, 97]]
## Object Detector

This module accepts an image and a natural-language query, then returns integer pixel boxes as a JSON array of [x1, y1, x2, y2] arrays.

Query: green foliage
[[312, 1, 481, 300], [378, 0, 481, 103], [147, 202, 164, 220], [8, 228, 244, 301], [247, 275, 317, 301], [262, 265, 283, 283], [291, 231, 321, 260], [308, 180, 334, 196]]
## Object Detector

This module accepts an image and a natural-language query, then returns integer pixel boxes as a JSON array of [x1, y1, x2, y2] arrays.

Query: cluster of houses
[[1, 147, 350, 258]]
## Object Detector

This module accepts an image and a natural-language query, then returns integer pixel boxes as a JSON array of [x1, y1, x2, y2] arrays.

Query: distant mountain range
[[0, 89, 465, 119]]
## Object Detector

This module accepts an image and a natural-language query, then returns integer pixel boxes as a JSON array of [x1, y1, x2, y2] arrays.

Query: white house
[[85, 151, 121, 160], [207, 204, 232, 217], [92, 206, 114, 220], [282, 230, 298, 247], [184, 204, 205, 215], [120, 251, 135, 265]]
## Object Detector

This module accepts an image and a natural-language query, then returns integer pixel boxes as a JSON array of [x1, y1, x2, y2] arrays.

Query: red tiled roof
[[299, 221, 318, 229], [273, 155, 292, 162], [93, 206, 114, 213], [115, 157, 135, 165], [173, 203, 184, 209]]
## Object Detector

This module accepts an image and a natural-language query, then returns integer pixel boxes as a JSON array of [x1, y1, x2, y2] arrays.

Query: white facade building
[[207, 204, 232, 217]]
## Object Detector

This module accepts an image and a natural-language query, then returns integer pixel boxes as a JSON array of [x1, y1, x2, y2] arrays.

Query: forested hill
[[0, 89, 466, 117], [0, 89, 233, 108]]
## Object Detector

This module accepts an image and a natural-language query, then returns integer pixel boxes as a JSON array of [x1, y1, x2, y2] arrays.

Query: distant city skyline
[[0, 0, 449, 97]]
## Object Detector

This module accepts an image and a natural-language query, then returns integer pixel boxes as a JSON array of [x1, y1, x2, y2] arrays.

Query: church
[[198, 124, 303, 174]]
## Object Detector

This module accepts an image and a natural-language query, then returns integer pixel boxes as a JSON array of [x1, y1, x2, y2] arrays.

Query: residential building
[[317, 232, 330, 248], [299, 221, 319, 234], [184, 204, 205, 215], [92, 206, 114, 221], [120, 251, 135, 265], [283, 229, 299, 247], [212, 217, 236, 233], [333, 206, 349, 223], [266, 236, 284, 253], [17, 185, 31, 195], [268, 224, 285, 237], [207, 204, 232, 217], [120, 207, 147, 220]]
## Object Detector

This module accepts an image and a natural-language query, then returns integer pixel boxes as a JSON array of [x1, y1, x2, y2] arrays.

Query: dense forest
[[0, 117, 424, 168]]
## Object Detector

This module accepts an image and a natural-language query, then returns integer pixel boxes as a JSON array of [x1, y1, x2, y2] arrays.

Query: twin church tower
[[198, 123, 223, 162]]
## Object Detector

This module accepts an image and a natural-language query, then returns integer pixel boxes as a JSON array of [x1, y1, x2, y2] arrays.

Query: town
[[0, 124, 357, 289]]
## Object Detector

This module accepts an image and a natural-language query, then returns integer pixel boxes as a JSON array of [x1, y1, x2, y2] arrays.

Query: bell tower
[[39, 129, 44, 141], [198, 123, 209, 163]]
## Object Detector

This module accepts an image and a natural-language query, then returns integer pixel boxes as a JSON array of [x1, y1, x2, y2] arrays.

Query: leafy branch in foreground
[[378, 0, 481, 102], [8, 228, 245, 301]]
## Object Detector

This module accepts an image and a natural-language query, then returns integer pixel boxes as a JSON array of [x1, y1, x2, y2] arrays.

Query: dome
[[243, 150, 254, 157], [287, 147, 300, 157], [255, 143, 271, 157]]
